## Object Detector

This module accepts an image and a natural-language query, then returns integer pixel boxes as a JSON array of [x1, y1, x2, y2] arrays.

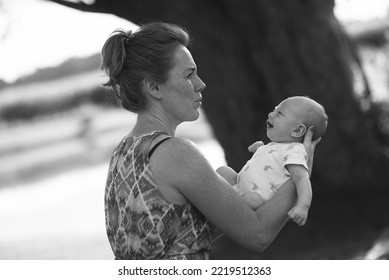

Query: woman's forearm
[[254, 179, 297, 248]]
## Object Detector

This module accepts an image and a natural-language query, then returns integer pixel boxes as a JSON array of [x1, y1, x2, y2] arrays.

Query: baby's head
[[266, 96, 328, 143]]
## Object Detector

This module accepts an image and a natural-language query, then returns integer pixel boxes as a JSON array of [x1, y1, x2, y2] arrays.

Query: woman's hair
[[101, 22, 190, 112]]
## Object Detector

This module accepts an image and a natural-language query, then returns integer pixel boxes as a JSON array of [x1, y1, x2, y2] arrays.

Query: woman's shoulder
[[164, 136, 197, 148], [153, 136, 202, 160], [149, 136, 212, 185]]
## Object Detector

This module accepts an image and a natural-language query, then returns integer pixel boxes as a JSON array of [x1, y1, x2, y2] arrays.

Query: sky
[[0, 0, 135, 83], [0, 0, 389, 83]]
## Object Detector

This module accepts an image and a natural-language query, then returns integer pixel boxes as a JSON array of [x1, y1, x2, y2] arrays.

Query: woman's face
[[158, 45, 206, 125]]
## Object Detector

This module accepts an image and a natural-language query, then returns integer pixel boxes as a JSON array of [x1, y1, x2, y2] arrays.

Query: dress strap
[[148, 133, 171, 159]]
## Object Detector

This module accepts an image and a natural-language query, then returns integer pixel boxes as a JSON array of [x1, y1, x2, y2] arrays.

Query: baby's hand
[[248, 141, 264, 153], [288, 205, 309, 226]]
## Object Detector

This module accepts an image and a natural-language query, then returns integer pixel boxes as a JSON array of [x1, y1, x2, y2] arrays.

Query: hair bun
[[124, 30, 134, 46]]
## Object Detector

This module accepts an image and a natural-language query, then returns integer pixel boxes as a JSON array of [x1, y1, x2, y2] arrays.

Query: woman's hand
[[303, 126, 321, 176]]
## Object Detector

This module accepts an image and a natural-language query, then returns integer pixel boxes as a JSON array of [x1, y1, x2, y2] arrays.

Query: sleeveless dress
[[104, 131, 215, 259]]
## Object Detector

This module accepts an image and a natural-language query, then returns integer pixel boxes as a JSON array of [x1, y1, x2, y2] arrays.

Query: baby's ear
[[291, 124, 307, 138]]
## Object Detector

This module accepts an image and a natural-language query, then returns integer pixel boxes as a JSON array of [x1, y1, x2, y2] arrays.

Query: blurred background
[[1, 0, 389, 259]]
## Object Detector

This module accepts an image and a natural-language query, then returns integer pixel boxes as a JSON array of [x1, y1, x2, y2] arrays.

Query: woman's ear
[[291, 124, 307, 138], [143, 79, 162, 100]]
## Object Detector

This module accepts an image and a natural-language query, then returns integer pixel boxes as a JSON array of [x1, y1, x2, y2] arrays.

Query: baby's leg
[[216, 166, 237, 186], [241, 192, 266, 209]]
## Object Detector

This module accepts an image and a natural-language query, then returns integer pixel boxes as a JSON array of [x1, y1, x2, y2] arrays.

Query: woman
[[101, 22, 319, 260]]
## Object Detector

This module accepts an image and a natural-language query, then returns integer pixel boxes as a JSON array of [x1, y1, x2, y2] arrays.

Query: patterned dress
[[104, 131, 214, 259]]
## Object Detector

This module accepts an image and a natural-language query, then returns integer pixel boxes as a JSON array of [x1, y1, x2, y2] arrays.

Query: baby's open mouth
[[266, 120, 273, 128]]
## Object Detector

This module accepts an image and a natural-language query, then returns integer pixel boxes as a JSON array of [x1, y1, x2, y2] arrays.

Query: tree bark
[[48, 0, 389, 191]]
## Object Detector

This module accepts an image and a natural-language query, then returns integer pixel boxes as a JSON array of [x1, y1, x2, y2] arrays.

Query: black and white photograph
[[0, 0, 388, 278]]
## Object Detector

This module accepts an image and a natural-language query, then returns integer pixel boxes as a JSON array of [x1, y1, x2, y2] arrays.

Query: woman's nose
[[195, 76, 206, 92], [268, 111, 273, 118]]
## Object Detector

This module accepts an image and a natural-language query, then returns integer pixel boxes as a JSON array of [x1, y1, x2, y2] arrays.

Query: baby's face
[[266, 99, 305, 142]]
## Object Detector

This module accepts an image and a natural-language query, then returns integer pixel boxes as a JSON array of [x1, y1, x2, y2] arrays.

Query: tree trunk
[[49, 0, 389, 191]]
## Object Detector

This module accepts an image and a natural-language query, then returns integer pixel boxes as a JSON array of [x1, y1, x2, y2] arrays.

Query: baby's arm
[[216, 139, 263, 186], [248, 141, 264, 153], [285, 164, 312, 226], [217, 141, 265, 207], [217, 166, 265, 209]]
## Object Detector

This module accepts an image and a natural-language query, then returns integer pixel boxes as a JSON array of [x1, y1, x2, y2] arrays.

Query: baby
[[217, 96, 328, 226]]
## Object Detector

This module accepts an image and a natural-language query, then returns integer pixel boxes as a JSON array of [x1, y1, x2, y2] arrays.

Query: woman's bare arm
[[150, 137, 296, 252]]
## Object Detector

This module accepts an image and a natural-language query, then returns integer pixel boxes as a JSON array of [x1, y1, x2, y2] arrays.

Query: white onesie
[[236, 142, 308, 202]]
